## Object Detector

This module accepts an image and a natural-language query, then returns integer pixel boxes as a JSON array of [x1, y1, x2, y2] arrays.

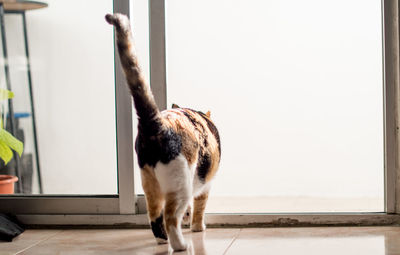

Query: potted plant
[[0, 89, 23, 194]]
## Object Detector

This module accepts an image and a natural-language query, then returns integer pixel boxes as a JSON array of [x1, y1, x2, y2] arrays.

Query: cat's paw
[[156, 237, 168, 245], [171, 240, 187, 252], [191, 222, 206, 232]]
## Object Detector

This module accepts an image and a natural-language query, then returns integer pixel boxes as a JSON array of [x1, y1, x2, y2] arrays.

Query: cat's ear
[[206, 111, 211, 118], [172, 103, 180, 109]]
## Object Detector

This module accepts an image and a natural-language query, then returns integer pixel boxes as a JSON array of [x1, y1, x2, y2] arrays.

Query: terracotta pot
[[0, 175, 18, 194]]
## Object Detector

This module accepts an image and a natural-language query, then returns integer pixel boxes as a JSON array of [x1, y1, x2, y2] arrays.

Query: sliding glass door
[[165, 0, 384, 213], [0, 0, 117, 195], [1, 0, 398, 220], [0, 0, 136, 215]]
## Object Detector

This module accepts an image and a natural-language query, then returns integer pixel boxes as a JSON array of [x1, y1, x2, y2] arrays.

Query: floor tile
[[0, 230, 61, 255], [19, 228, 240, 255], [6, 227, 400, 255], [225, 227, 400, 255]]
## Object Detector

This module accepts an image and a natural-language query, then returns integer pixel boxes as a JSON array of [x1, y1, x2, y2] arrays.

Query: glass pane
[[0, 0, 117, 194], [130, 0, 149, 196], [166, 0, 384, 212]]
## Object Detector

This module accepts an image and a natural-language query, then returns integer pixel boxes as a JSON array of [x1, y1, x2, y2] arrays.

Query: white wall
[[4, 0, 117, 194], [166, 0, 384, 203]]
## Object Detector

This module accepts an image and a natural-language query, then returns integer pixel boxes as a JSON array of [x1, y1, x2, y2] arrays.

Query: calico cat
[[105, 14, 221, 251]]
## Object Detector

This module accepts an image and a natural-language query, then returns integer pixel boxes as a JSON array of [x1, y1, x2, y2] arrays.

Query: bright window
[[165, 0, 384, 212]]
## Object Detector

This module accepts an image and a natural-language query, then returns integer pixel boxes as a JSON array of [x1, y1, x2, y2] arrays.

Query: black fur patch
[[183, 108, 221, 182], [181, 110, 205, 133], [159, 129, 182, 163], [198, 112, 221, 156], [117, 40, 127, 53], [150, 213, 168, 241], [135, 128, 182, 168], [134, 99, 160, 134], [197, 147, 211, 182]]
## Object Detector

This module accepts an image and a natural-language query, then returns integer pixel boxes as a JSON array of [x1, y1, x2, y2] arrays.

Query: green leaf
[[0, 140, 13, 165], [0, 89, 14, 101], [0, 128, 23, 157]]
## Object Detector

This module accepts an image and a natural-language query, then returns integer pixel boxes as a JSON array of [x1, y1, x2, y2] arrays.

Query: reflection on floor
[[1, 226, 399, 254]]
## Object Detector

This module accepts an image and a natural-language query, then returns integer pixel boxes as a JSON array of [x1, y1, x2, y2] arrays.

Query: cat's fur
[[105, 13, 221, 251]]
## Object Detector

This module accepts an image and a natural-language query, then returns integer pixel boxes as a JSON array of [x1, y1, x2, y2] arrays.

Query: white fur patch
[[115, 13, 131, 32], [168, 225, 187, 251], [154, 154, 192, 195], [193, 176, 211, 198], [154, 153, 210, 199]]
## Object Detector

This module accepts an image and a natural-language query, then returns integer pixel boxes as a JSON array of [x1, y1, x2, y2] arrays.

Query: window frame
[[382, 0, 399, 213], [0, 0, 399, 226]]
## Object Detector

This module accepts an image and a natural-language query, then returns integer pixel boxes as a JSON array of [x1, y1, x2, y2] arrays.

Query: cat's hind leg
[[141, 166, 168, 244], [154, 154, 193, 251], [164, 191, 190, 251], [191, 191, 209, 232]]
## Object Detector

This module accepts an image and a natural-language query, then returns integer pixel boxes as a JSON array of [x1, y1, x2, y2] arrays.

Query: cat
[[105, 13, 221, 251]]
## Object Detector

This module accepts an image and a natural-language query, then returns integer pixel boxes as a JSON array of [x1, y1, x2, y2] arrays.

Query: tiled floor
[[1, 227, 400, 254]]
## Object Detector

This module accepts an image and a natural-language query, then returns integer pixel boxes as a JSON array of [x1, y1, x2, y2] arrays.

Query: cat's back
[[161, 108, 221, 183], [135, 106, 221, 190]]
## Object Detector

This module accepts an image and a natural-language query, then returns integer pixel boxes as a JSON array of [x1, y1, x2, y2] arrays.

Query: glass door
[[165, 0, 384, 213], [0, 0, 117, 195], [1, 0, 396, 223]]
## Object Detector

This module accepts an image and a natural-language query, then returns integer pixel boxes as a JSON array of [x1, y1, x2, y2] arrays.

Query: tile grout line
[[222, 228, 242, 255], [15, 230, 64, 255]]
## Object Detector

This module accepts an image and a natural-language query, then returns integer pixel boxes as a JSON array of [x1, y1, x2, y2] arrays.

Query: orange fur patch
[[192, 192, 209, 227], [164, 192, 178, 232], [141, 165, 164, 220]]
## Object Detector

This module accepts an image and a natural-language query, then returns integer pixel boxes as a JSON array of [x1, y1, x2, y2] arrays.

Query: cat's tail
[[105, 13, 162, 133]]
